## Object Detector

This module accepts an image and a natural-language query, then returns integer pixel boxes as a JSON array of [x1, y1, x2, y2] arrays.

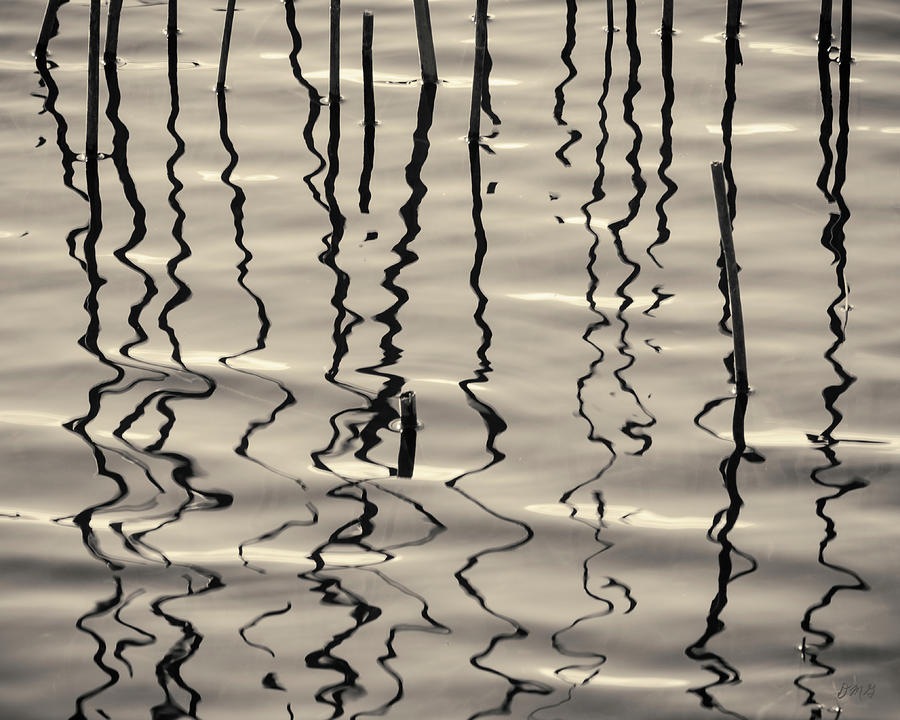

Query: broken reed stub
[[412, 0, 438, 83], [399, 391, 418, 430], [710, 161, 749, 395], [216, 0, 237, 92]]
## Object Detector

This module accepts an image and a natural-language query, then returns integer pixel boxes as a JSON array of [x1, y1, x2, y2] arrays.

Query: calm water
[[1, 0, 898, 718]]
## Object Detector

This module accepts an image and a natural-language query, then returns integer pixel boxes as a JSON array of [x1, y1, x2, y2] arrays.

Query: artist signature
[[836, 681, 876, 702]]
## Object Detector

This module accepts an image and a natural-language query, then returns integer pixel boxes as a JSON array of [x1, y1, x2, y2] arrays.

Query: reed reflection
[[686, 392, 756, 719], [284, 0, 327, 211], [433, 141, 549, 720], [648, 29, 676, 265], [795, 12, 870, 714], [554, 0, 577, 126]]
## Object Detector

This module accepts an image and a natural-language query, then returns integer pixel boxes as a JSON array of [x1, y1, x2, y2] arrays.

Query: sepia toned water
[[1, 0, 898, 717]]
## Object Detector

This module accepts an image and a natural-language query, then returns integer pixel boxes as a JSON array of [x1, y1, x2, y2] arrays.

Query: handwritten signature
[[837, 681, 876, 702]]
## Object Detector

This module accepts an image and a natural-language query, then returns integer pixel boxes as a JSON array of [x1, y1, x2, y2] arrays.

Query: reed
[[400, 390, 418, 430], [86, 0, 101, 159], [397, 391, 418, 477], [468, 0, 488, 140], [167, 0, 178, 37], [362, 11, 375, 126], [35, 0, 61, 57], [216, 0, 237, 92], [661, 0, 673, 34], [839, 0, 852, 66], [711, 161, 749, 395], [412, 0, 438, 83], [329, 0, 341, 101], [726, 0, 741, 38], [104, 0, 124, 63], [818, 0, 832, 47]]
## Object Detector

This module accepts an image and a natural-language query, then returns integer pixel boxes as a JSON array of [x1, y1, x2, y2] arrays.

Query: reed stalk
[[711, 161, 749, 394], [818, 0, 832, 47], [362, 11, 375, 126], [105, 0, 123, 63], [412, 0, 438, 83], [167, 0, 178, 37], [661, 0, 673, 34], [725, 0, 741, 39], [35, 0, 61, 57], [86, 0, 101, 159], [400, 390, 418, 430], [468, 0, 488, 140], [216, 0, 237, 92], [329, 0, 341, 101], [839, 0, 852, 65]]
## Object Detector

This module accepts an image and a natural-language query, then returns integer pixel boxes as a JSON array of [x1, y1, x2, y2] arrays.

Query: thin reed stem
[[329, 0, 341, 101], [216, 0, 237, 93], [661, 0, 673, 34], [36, 0, 62, 56], [105, 0, 123, 63], [711, 161, 749, 394], [413, 0, 438, 83], [86, 0, 101, 158], [362, 11, 374, 125], [468, 0, 488, 140]]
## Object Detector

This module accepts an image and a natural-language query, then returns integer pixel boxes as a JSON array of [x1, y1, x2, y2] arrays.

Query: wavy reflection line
[[150, 570, 223, 718], [685, 392, 757, 720], [445, 141, 551, 720], [345, 568, 451, 719], [69, 576, 124, 720], [104, 52, 164, 373], [795, 25, 870, 714], [240, 602, 292, 658], [284, 0, 327, 212], [215, 86, 302, 490], [647, 29, 677, 266], [355, 82, 436, 470], [715, 36, 741, 355], [553, 0, 577, 128], [606, 0, 655, 456], [302, 94, 379, 718], [303, 85, 448, 718]]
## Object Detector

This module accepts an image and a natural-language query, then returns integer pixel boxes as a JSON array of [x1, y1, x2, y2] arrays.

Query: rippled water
[[1, 0, 899, 718]]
